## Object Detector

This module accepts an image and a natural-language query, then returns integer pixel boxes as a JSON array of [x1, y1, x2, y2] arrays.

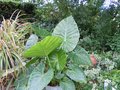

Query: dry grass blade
[[0, 10, 29, 78]]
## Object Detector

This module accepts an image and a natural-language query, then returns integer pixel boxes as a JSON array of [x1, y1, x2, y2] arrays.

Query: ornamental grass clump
[[0, 11, 28, 77]]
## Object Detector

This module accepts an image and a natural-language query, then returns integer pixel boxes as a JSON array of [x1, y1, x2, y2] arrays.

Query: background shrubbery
[[0, 1, 36, 21], [34, 0, 120, 53]]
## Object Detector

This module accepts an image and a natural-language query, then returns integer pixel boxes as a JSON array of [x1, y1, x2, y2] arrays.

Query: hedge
[[0, 1, 36, 21]]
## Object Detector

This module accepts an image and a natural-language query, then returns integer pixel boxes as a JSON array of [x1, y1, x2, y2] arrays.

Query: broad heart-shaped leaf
[[49, 49, 67, 71], [60, 77, 75, 90], [14, 66, 34, 90], [28, 63, 54, 90], [25, 34, 38, 49], [66, 67, 86, 83], [68, 46, 92, 66], [52, 16, 80, 52], [15, 74, 28, 90], [23, 36, 63, 57]]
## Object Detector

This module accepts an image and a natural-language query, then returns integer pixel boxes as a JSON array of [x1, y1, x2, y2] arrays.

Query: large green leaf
[[49, 49, 67, 71], [28, 63, 54, 90], [69, 47, 92, 66], [60, 77, 75, 90], [15, 74, 28, 90], [23, 36, 63, 57], [66, 67, 86, 83], [14, 66, 34, 90], [52, 16, 80, 52]]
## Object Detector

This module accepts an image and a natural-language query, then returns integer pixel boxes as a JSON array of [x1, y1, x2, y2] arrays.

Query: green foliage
[[35, 3, 59, 30], [35, 0, 71, 22], [21, 3, 36, 14], [52, 16, 80, 52], [90, 5, 120, 52], [0, 1, 36, 21], [14, 66, 34, 90], [102, 70, 120, 89], [23, 36, 63, 57], [103, 70, 120, 84], [1, 0, 119, 89], [28, 63, 54, 90], [66, 67, 86, 83], [17, 0, 120, 53], [34, 0, 120, 53], [75, 83, 93, 90], [113, 52, 120, 69], [107, 34, 120, 52], [54, 0, 71, 18], [15, 16, 91, 90], [69, 46, 92, 66], [49, 49, 67, 71], [32, 24, 51, 39], [60, 77, 75, 90]]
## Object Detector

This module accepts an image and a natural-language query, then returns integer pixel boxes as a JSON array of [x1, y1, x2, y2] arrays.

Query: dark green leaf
[[25, 57, 39, 67], [33, 25, 51, 39]]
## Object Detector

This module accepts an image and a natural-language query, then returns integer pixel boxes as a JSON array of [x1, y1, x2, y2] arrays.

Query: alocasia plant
[[15, 16, 92, 90]]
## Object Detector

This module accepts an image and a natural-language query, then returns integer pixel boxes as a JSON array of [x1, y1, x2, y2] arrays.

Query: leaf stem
[[46, 56, 52, 68]]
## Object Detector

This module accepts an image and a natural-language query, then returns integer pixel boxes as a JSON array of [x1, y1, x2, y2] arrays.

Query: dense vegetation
[[0, 0, 120, 90], [0, 1, 36, 21]]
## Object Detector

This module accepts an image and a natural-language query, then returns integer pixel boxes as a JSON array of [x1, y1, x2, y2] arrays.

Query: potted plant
[[15, 16, 92, 90]]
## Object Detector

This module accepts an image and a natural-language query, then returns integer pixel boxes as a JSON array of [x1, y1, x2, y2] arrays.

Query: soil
[[0, 73, 15, 90]]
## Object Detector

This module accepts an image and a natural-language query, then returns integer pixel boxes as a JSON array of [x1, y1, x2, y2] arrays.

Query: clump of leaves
[[107, 34, 120, 53], [0, 11, 28, 77], [15, 16, 92, 90]]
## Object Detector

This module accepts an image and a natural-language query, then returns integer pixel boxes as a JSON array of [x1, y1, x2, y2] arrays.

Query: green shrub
[[34, 1, 120, 53], [0, 1, 36, 21]]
